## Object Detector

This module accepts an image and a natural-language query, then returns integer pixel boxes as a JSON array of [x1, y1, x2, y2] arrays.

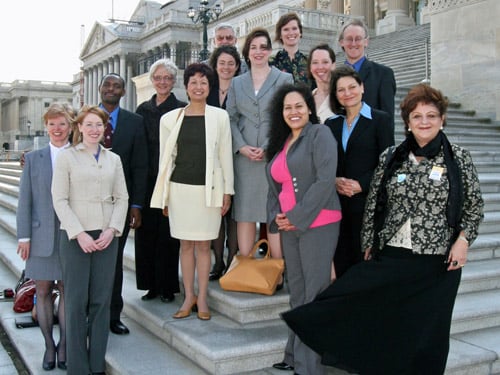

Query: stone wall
[[430, 0, 500, 120]]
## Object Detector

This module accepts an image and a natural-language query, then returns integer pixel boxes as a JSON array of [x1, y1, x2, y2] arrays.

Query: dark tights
[[212, 215, 238, 272], [36, 280, 65, 363]]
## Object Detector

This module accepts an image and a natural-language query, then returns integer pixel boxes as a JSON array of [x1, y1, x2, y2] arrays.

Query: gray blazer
[[227, 66, 293, 152], [266, 123, 341, 233], [17, 146, 59, 257]]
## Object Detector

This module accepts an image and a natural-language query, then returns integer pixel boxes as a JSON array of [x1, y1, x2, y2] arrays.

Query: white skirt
[[168, 182, 221, 241]]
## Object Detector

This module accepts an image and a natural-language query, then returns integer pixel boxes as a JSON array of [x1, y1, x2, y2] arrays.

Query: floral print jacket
[[361, 144, 484, 255], [269, 49, 310, 86]]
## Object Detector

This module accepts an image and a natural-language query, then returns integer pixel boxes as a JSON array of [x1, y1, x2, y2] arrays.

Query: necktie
[[104, 121, 113, 148]]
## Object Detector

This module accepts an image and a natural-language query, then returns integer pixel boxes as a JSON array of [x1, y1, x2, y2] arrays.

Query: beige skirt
[[168, 182, 221, 241]]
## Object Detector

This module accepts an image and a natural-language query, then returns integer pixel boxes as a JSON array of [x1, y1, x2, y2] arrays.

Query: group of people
[[15, 13, 484, 375]]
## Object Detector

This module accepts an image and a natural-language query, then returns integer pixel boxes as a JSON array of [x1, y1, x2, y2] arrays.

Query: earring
[[408, 127, 412, 132], [440, 126, 444, 130]]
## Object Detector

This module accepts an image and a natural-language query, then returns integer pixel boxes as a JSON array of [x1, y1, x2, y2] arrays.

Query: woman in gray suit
[[52, 105, 129, 375], [266, 84, 341, 375], [226, 28, 293, 259], [17, 103, 74, 370]]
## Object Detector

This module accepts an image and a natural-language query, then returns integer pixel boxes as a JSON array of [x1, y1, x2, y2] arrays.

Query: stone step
[[479, 212, 500, 235], [482, 193, 500, 212], [478, 174, 500, 194], [0, 167, 21, 178]]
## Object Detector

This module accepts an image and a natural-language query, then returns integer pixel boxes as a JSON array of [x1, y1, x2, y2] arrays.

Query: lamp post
[[187, 0, 222, 61], [27, 120, 31, 137]]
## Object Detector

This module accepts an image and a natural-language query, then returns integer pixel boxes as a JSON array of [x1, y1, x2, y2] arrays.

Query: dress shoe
[[160, 293, 175, 303], [141, 290, 157, 300], [173, 297, 198, 319], [56, 343, 66, 370], [273, 361, 294, 371], [209, 266, 224, 281], [197, 310, 211, 321], [42, 350, 55, 371], [110, 320, 130, 335]]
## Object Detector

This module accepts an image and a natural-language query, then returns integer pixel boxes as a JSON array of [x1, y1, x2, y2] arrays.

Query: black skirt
[[282, 246, 461, 375]]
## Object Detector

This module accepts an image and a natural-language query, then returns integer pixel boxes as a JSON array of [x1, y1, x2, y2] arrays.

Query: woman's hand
[[364, 248, 372, 260], [239, 145, 264, 161], [447, 235, 468, 271], [95, 228, 116, 250], [336, 177, 361, 197], [76, 232, 99, 253], [17, 241, 30, 261], [276, 213, 296, 231], [221, 194, 231, 216], [162, 206, 169, 217]]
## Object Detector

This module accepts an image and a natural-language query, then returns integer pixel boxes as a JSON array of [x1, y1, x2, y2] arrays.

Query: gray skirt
[[25, 237, 63, 281]]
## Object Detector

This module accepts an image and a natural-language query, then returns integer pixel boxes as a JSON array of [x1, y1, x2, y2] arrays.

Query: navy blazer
[[110, 108, 148, 207], [266, 123, 341, 233], [325, 107, 394, 214], [358, 59, 396, 127], [17, 146, 59, 257]]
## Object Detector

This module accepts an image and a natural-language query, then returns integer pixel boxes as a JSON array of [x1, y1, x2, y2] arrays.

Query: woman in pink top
[[266, 83, 341, 375]]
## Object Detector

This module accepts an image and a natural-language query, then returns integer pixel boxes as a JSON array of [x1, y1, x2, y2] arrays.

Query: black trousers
[[135, 207, 180, 295]]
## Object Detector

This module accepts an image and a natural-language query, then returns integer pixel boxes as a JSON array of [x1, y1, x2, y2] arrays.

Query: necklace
[[219, 88, 228, 95]]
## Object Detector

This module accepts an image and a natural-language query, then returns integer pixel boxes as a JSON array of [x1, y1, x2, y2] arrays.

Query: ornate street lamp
[[27, 120, 31, 137], [187, 0, 222, 61]]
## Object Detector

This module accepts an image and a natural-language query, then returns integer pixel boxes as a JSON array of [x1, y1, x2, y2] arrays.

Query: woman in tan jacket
[[52, 105, 129, 375]]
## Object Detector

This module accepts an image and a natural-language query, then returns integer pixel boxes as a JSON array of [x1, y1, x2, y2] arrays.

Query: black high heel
[[42, 349, 55, 371], [56, 343, 66, 370], [276, 273, 284, 291]]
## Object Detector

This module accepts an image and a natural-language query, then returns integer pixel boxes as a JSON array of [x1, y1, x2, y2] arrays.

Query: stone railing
[[425, 0, 485, 14]]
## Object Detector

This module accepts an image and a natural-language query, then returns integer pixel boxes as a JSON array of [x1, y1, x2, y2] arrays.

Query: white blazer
[[150, 105, 234, 209]]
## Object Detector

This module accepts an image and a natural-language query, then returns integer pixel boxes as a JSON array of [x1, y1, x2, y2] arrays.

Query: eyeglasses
[[152, 75, 174, 82], [216, 35, 235, 41], [342, 37, 366, 44]]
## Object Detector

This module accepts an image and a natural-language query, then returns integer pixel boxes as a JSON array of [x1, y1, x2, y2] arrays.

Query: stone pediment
[[80, 22, 120, 57]]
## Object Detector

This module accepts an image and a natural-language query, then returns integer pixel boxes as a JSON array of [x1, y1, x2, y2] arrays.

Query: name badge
[[429, 166, 444, 181], [397, 174, 406, 183]]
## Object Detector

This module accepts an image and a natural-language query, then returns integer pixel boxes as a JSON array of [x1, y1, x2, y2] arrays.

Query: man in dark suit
[[338, 19, 396, 127], [99, 73, 148, 335]]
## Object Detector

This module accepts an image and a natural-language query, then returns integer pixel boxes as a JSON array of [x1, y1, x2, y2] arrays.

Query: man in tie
[[99, 73, 148, 335], [338, 19, 396, 128]]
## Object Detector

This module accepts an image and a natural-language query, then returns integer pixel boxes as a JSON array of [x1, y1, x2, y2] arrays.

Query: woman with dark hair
[[267, 83, 341, 375], [270, 12, 310, 86], [151, 63, 234, 321], [325, 65, 394, 278], [307, 44, 336, 123], [226, 28, 293, 261], [206, 45, 241, 279], [283, 84, 484, 374]]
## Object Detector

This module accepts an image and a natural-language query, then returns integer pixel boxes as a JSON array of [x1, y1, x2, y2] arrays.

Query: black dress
[[282, 246, 461, 375]]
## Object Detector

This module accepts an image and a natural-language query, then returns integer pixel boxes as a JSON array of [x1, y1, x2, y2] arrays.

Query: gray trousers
[[59, 230, 117, 375], [282, 222, 339, 375]]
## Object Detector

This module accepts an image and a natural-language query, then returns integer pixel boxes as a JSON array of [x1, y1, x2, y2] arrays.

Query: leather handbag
[[219, 239, 285, 296], [13, 278, 36, 313]]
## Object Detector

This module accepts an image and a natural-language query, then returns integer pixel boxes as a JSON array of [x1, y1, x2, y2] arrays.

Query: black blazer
[[325, 107, 394, 214], [358, 59, 396, 127], [111, 108, 148, 207]]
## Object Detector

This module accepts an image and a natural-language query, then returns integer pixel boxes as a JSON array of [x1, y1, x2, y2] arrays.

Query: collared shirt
[[331, 102, 372, 151], [49, 142, 70, 171], [270, 49, 310, 86], [99, 104, 119, 130], [344, 56, 366, 72]]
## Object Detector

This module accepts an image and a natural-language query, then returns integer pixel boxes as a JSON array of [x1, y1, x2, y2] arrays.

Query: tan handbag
[[219, 239, 285, 296]]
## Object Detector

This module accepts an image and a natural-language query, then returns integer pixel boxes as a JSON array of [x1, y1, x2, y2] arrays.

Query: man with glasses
[[338, 19, 396, 127], [205, 23, 247, 73]]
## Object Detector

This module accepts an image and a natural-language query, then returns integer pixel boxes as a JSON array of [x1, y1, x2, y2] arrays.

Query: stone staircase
[[0, 23, 500, 374]]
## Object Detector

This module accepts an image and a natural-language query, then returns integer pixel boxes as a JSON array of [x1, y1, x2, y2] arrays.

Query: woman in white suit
[[226, 28, 293, 259], [151, 63, 234, 321], [17, 103, 74, 371]]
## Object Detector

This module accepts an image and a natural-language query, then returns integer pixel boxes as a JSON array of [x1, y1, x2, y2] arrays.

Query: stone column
[[330, 0, 343, 14], [127, 63, 135, 110], [377, 0, 414, 35], [84, 70, 90, 106], [119, 56, 127, 108], [350, 0, 375, 29], [92, 67, 99, 105]]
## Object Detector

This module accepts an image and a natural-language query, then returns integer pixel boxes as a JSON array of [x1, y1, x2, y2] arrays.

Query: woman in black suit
[[325, 66, 394, 278]]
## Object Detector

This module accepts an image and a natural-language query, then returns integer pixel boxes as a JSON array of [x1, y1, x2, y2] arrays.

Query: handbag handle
[[249, 239, 271, 259]]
